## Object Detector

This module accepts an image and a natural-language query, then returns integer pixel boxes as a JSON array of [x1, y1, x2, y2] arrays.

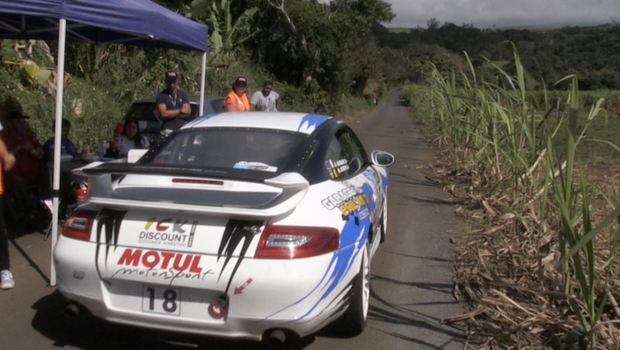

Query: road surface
[[0, 90, 464, 349]]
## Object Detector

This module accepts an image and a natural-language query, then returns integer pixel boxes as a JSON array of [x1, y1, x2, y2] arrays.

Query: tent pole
[[50, 18, 67, 287], [199, 51, 206, 116]]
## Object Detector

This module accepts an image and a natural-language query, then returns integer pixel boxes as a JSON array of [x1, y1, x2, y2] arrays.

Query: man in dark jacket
[[156, 71, 191, 135]]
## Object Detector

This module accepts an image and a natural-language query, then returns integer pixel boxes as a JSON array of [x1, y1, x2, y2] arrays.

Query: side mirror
[[370, 150, 395, 167], [127, 149, 148, 163]]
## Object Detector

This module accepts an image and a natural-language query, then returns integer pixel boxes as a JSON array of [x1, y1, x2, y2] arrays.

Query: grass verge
[[405, 46, 620, 349]]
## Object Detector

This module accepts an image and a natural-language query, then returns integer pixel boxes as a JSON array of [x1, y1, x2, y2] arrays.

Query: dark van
[[115, 95, 225, 143]]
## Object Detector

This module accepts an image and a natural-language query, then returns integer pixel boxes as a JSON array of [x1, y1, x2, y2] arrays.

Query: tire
[[336, 243, 370, 336]]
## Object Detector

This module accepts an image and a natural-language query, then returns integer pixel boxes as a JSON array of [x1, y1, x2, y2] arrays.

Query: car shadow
[[31, 291, 316, 350]]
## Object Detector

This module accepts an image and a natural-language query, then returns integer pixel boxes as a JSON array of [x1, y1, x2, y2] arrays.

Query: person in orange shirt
[[224, 77, 250, 112], [0, 120, 16, 290]]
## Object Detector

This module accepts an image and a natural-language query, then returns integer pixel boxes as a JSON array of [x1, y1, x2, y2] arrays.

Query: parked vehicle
[[115, 95, 225, 143], [56, 112, 394, 345]]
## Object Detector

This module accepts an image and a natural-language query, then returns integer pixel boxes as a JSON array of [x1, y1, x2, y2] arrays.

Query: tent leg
[[50, 18, 67, 287], [199, 51, 206, 116]]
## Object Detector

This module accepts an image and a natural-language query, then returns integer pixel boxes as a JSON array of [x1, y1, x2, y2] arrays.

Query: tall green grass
[[406, 46, 620, 348]]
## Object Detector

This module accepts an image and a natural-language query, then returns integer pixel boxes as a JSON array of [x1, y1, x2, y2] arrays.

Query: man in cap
[[224, 76, 250, 112], [156, 70, 191, 135]]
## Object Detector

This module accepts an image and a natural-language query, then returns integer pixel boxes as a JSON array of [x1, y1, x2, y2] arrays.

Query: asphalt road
[[0, 90, 464, 350]]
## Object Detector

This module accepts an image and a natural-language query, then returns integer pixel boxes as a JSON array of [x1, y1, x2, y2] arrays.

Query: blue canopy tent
[[0, 0, 209, 285]]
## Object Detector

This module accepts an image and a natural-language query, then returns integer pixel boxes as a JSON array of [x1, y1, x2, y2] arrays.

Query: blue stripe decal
[[296, 222, 366, 319], [260, 223, 366, 322], [297, 114, 330, 133], [261, 174, 381, 322], [292, 181, 377, 319]]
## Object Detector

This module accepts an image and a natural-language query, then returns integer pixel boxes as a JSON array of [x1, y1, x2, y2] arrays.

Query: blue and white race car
[[54, 112, 394, 344]]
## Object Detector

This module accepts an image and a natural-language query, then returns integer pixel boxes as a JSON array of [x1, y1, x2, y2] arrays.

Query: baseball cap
[[7, 111, 29, 120], [235, 76, 247, 85], [165, 71, 178, 81]]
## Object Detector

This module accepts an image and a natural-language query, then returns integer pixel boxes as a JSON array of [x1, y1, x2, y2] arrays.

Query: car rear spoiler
[[73, 162, 310, 218]]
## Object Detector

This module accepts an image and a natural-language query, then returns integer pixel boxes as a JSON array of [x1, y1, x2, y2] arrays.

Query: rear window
[[143, 129, 308, 173]]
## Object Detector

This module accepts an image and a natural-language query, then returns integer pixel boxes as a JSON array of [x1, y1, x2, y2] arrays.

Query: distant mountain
[[374, 22, 620, 90], [385, 20, 616, 31]]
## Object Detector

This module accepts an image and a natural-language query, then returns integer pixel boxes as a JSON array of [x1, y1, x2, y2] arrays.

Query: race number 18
[[142, 285, 181, 316]]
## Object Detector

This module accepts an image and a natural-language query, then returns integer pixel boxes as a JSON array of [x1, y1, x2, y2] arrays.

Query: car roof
[[183, 112, 334, 135], [133, 95, 224, 105]]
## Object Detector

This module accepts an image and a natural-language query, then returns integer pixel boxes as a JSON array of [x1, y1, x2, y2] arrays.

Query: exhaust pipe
[[64, 303, 80, 319], [265, 329, 286, 347]]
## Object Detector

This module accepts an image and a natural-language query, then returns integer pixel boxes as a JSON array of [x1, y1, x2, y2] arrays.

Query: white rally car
[[54, 112, 394, 345]]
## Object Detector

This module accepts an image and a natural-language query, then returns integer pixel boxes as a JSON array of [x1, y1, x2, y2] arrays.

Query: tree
[[427, 18, 440, 31], [244, 0, 393, 94], [192, 0, 258, 66]]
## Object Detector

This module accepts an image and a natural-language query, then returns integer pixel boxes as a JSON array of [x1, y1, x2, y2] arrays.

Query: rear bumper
[[58, 290, 343, 341], [54, 237, 359, 340]]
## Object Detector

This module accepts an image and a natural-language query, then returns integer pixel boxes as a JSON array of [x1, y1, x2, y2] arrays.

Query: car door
[[323, 127, 383, 244]]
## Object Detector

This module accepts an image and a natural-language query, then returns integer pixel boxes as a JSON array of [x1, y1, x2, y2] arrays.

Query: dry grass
[[429, 151, 620, 350]]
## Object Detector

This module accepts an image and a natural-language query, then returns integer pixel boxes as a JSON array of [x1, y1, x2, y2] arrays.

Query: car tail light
[[62, 210, 97, 241], [114, 123, 124, 135], [255, 226, 339, 259]]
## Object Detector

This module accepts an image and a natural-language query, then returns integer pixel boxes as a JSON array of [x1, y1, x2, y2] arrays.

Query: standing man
[[157, 71, 191, 135], [250, 81, 281, 112], [0, 119, 16, 290], [224, 77, 250, 112]]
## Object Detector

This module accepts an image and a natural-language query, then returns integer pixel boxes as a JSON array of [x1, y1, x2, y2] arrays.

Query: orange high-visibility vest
[[226, 91, 250, 112]]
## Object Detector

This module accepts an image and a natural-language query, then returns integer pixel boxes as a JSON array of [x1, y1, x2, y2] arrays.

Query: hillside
[[374, 22, 620, 90]]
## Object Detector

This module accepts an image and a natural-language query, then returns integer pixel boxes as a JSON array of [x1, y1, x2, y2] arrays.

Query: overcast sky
[[357, 0, 619, 29]]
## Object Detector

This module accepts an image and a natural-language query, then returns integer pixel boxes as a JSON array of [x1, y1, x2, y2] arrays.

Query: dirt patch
[[581, 160, 620, 224]]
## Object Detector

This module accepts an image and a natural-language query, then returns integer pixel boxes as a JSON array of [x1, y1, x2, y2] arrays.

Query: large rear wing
[[73, 162, 309, 218]]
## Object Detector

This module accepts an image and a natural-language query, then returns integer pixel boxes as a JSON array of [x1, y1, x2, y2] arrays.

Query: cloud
[[384, 0, 620, 28]]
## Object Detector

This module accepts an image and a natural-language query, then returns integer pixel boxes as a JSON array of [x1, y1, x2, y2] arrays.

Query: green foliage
[[329, 0, 395, 24], [191, 0, 258, 66], [374, 22, 620, 90], [0, 0, 394, 151], [243, 0, 394, 100]]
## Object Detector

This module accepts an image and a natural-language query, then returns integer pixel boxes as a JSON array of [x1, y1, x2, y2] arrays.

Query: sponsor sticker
[[233, 161, 277, 172], [321, 185, 369, 217], [112, 249, 214, 283], [325, 159, 349, 178], [137, 217, 198, 248]]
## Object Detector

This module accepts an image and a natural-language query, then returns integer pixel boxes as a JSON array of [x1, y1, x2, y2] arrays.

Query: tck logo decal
[[140, 217, 197, 248], [145, 217, 188, 233]]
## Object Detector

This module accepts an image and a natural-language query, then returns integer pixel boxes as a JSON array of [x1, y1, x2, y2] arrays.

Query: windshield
[[142, 128, 308, 173]]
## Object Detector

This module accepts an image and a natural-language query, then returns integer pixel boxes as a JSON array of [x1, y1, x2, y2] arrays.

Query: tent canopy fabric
[[0, 0, 208, 51]]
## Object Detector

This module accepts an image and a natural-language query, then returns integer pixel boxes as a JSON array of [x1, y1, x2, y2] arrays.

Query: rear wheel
[[336, 243, 370, 336]]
